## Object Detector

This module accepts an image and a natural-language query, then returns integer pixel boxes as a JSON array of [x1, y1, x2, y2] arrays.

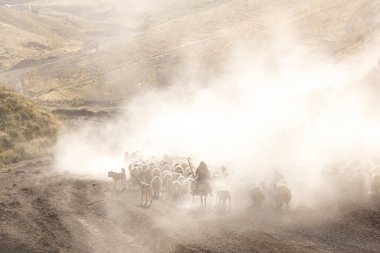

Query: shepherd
[[195, 161, 211, 185], [188, 158, 213, 208]]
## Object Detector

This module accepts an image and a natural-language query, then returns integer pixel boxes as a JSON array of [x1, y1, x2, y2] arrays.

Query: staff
[[187, 157, 196, 178]]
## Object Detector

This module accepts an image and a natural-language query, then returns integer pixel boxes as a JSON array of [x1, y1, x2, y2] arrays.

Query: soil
[[1, 157, 379, 253]]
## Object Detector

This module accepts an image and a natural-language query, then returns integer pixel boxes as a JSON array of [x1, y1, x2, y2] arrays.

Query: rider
[[195, 161, 212, 194]]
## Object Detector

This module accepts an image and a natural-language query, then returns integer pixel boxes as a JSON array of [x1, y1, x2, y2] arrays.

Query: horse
[[191, 181, 212, 208]]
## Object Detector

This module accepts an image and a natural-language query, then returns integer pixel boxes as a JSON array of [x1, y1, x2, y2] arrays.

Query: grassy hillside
[[1, 0, 380, 110], [21, 0, 380, 106], [0, 85, 61, 165], [0, 4, 116, 71]]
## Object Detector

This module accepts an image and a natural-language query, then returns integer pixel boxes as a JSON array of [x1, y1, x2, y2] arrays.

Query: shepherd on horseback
[[188, 158, 213, 208], [195, 161, 211, 183]]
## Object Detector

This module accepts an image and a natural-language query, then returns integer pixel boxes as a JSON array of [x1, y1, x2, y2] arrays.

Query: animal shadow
[[137, 203, 151, 209]]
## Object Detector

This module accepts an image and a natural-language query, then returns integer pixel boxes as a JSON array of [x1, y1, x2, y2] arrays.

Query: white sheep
[[216, 190, 231, 211], [162, 173, 172, 191], [143, 168, 153, 184], [177, 175, 186, 184], [152, 176, 161, 199], [165, 178, 173, 196], [185, 168, 194, 178], [162, 170, 172, 180], [174, 166, 184, 175], [140, 182, 152, 206], [152, 168, 161, 178], [171, 180, 181, 200], [249, 185, 265, 208], [162, 164, 171, 172], [349, 173, 368, 202], [172, 172, 181, 181], [180, 177, 194, 195], [273, 182, 292, 209], [128, 167, 140, 186]]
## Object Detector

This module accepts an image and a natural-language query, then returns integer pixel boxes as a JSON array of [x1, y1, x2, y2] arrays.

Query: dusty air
[[1, 1, 380, 252]]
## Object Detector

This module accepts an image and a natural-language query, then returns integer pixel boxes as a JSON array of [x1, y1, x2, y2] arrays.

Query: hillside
[[4, 0, 380, 109], [0, 86, 60, 165]]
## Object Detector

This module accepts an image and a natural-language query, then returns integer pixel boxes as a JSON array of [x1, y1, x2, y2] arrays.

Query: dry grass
[[0, 85, 61, 165], [3, 0, 375, 108]]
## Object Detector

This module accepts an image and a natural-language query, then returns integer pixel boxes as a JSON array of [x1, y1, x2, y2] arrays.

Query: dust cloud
[[54, 1, 380, 208]]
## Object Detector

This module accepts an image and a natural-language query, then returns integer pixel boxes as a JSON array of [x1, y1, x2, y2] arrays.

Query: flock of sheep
[[107, 155, 380, 212], [111, 158, 199, 207], [107, 155, 295, 212], [321, 162, 380, 203]]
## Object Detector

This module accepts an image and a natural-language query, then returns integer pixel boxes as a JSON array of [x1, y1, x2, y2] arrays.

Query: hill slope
[[0, 86, 60, 165]]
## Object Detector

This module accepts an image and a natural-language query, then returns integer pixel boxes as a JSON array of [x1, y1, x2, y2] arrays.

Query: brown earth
[[1, 157, 379, 253]]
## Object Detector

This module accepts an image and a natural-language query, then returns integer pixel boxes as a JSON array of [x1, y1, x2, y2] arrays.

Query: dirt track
[[1, 158, 380, 253]]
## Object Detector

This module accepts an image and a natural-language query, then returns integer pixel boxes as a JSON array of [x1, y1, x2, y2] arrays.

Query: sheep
[[162, 170, 172, 178], [152, 176, 161, 199], [152, 168, 161, 178], [174, 166, 184, 175], [128, 167, 140, 186], [273, 182, 292, 209], [165, 178, 173, 196], [180, 177, 194, 195], [249, 185, 265, 208], [171, 180, 181, 200], [177, 175, 186, 184], [162, 173, 172, 192], [143, 168, 153, 184], [216, 190, 231, 211], [148, 162, 156, 169], [162, 164, 171, 172], [181, 162, 189, 171], [162, 170, 172, 177], [140, 182, 153, 206], [141, 164, 148, 171], [108, 169, 126, 191], [371, 174, 380, 195], [173, 172, 181, 181], [185, 169, 194, 178], [349, 173, 368, 202]]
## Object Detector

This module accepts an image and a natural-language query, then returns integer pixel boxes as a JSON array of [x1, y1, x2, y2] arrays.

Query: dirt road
[[1, 158, 380, 253]]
